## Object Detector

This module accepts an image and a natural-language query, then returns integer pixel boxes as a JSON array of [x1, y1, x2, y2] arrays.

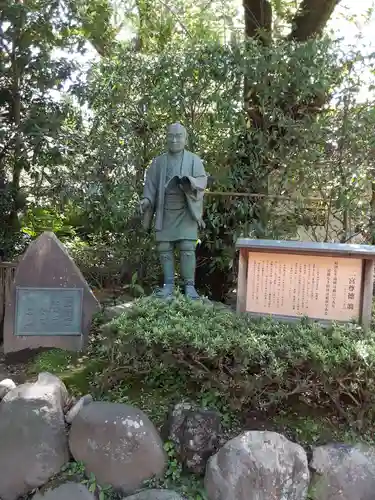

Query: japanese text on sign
[[246, 253, 362, 321]]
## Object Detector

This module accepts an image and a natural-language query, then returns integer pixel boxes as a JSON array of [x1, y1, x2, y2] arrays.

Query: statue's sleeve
[[142, 159, 158, 207], [186, 156, 207, 200], [183, 156, 207, 222]]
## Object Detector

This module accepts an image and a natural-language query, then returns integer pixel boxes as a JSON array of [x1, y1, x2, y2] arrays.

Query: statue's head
[[166, 123, 187, 154]]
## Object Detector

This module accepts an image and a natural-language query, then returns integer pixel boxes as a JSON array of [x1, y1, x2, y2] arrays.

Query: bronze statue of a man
[[139, 123, 207, 300]]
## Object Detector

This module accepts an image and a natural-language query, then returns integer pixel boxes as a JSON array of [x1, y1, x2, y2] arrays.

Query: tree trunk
[[11, 4, 22, 193], [243, 0, 272, 41], [288, 0, 341, 41], [8, 0, 25, 243], [135, 0, 153, 51], [243, 0, 341, 42]]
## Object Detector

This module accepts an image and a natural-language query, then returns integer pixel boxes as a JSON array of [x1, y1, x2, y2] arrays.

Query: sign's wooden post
[[236, 248, 248, 313], [235, 239, 375, 330], [361, 259, 374, 330]]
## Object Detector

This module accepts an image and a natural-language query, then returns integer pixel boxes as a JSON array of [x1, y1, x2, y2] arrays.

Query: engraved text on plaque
[[15, 287, 83, 336]]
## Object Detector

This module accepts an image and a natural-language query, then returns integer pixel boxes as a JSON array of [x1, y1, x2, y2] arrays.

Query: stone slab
[[236, 238, 375, 258], [3, 232, 100, 353]]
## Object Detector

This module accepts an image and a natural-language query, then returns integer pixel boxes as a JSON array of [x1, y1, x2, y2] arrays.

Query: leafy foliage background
[[1, 0, 375, 299]]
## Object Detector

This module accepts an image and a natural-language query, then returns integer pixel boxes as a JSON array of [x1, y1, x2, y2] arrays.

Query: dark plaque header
[[15, 287, 83, 336]]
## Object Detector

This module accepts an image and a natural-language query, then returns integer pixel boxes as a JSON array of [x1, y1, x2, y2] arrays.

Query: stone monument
[[140, 123, 207, 300], [3, 231, 100, 354]]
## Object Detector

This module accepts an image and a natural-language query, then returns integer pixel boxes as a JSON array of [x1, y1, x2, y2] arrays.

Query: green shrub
[[103, 295, 375, 429]]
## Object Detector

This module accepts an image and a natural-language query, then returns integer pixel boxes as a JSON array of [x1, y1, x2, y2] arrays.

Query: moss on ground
[[28, 349, 106, 395], [25, 295, 375, 499]]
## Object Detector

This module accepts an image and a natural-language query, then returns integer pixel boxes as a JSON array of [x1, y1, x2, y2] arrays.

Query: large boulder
[[205, 431, 309, 500], [32, 482, 95, 500], [124, 490, 185, 500], [69, 402, 166, 493], [0, 373, 70, 500], [309, 443, 375, 500], [163, 402, 221, 475], [0, 378, 16, 400]]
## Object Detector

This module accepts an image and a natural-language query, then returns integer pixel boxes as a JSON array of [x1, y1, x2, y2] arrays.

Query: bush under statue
[[139, 123, 207, 300]]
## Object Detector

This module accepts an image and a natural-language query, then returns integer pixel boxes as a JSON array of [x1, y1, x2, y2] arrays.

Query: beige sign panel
[[246, 252, 363, 321]]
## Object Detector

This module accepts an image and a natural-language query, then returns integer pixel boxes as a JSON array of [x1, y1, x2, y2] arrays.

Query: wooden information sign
[[236, 239, 375, 329]]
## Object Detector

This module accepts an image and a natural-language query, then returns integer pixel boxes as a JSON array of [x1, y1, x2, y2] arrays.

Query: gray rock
[[205, 430, 309, 500], [0, 378, 16, 400], [163, 402, 221, 475], [32, 482, 95, 500], [124, 489, 184, 500], [0, 374, 69, 500], [65, 394, 93, 424], [103, 301, 134, 321], [69, 402, 166, 494], [310, 443, 375, 500], [36, 372, 69, 406]]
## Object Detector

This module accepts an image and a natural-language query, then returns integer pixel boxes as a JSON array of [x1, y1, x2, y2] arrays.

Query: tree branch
[[288, 0, 341, 42], [68, 0, 117, 57]]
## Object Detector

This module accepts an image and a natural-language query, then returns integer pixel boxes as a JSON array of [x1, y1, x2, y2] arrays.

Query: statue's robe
[[142, 149, 207, 242]]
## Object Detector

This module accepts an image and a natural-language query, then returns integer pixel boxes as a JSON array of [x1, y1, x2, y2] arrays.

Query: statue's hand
[[139, 198, 151, 215], [197, 218, 206, 230], [178, 176, 191, 192]]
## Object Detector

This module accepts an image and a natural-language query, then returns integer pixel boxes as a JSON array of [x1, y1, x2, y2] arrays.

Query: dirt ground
[[0, 346, 28, 384]]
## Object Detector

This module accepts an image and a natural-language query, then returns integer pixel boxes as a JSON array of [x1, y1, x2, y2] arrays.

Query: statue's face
[[167, 124, 186, 154]]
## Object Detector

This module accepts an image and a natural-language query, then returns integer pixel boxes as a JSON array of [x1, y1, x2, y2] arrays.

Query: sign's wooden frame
[[236, 239, 375, 330]]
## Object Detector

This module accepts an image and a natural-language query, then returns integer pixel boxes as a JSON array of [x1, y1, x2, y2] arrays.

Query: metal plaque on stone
[[15, 287, 83, 336]]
